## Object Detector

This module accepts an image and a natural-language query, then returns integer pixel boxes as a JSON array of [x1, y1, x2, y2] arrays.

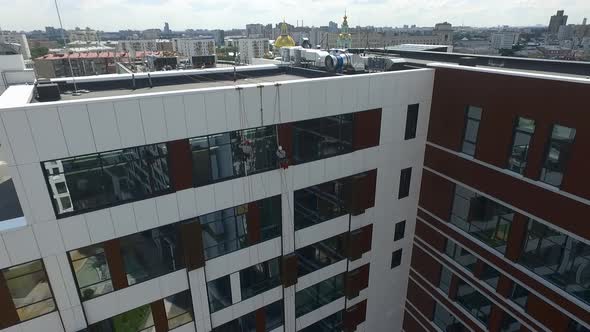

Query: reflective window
[[2, 260, 57, 322], [439, 265, 453, 295], [295, 273, 345, 317], [264, 300, 284, 331], [68, 244, 113, 301], [450, 185, 513, 254], [394, 220, 406, 241], [120, 225, 183, 286], [296, 233, 347, 277], [294, 177, 350, 230], [164, 291, 194, 330], [292, 114, 354, 164], [391, 249, 402, 268], [461, 106, 482, 156], [404, 104, 419, 140], [239, 258, 281, 300], [299, 311, 343, 332], [43, 143, 170, 216], [207, 275, 232, 313], [509, 282, 529, 309], [501, 313, 522, 332], [540, 124, 576, 187], [398, 167, 412, 199], [480, 263, 500, 289], [199, 196, 281, 260], [445, 240, 477, 272], [569, 320, 590, 332], [455, 278, 492, 325], [507, 117, 535, 174], [190, 126, 278, 187], [433, 302, 467, 332], [86, 304, 154, 332], [519, 219, 590, 305], [211, 300, 283, 332]]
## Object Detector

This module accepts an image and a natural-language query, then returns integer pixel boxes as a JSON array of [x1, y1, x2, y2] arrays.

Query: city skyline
[[0, 0, 588, 32]]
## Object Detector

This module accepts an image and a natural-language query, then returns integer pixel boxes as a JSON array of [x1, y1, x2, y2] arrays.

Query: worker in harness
[[276, 146, 288, 169]]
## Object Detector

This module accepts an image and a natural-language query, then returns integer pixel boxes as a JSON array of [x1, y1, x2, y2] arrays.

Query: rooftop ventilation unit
[[36, 82, 61, 102]]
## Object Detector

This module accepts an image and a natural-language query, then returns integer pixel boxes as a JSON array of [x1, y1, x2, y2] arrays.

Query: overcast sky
[[0, 0, 588, 32]]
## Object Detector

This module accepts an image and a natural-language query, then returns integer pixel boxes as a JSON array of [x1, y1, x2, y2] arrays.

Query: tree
[[31, 47, 49, 58]]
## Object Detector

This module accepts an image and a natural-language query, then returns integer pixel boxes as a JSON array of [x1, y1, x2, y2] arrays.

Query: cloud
[[0, 0, 586, 31]]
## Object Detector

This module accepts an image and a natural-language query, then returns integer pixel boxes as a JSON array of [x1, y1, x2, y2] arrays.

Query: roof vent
[[36, 83, 61, 102]]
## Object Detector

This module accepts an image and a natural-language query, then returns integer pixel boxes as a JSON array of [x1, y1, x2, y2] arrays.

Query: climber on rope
[[276, 146, 289, 169], [239, 139, 253, 158]]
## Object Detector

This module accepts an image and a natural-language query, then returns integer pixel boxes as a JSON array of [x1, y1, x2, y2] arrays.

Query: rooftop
[[36, 51, 162, 61]]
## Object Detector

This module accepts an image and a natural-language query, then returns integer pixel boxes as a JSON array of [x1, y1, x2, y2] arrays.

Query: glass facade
[[164, 291, 193, 330], [450, 185, 514, 254], [294, 178, 350, 230], [292, 114, 354, 164], [211, 300, 283, 332], [519, 219, 590, 305], [239, 258, 281, 300], [507, 117, 535, 174], [501, 313, 522, 332], [455, 278, 492, 325], [85, 304, 155, 332], [295, 274, 345, 317], [199, 196, 281, 260], [190, 126, 278, 186], [540, 124, 576, 187], [2, 260, 57, 322], [120, 225, 183, 286], [68, 244, 113, 301], [569, 320, 590, 332], [207, 275, 233, 313], [509, 282, 529, 309], [43, 143, 170, 216], [299, 311, 343, 332], [461, 106, 482, 156], [480, 263, 500, 289], [439, 265, 453, 295], [394, 220, 406, 241], [398, 167, 412, 199], [296, 233, 347, 277], [404, 104, 419, 140], [445, 239, 477, 272], [432, 302, 467, 332]]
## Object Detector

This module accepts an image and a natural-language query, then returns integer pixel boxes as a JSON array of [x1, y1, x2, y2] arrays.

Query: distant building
[[142, 29, 162, 40], [163, 22, 171, 35], [328, 21, 338, 33], [491, 32, 519, 49], [337, 12, 352, 49], [274, 21, 296, 49], [0, 32, 31, 59], [212, 29, 225, 46], [68, 28, 98, 42], [237, 38, 269, 64], [172, 38, 216, 57], [0, 45, 34, 94], [557, 25, 575, 41], [118, 39, 173, 52], [549, 10, 568, 35], [246, 24, 264, 37]]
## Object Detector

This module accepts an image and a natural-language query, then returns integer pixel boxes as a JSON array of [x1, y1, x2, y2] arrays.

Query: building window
[[455, 278, 492, 325], [212, 300, 283, 332], [43, 143, 171, 217], [568, 320, 590, 332], [398, 167, 412, 199], [449, 184, 513, 254], [199, 196, 281, 260], [239, 258, 281, 300], [190, 125, 278, 186], [509, 282, 529, 309], [404, 104, 419, 140], [540, 124, 576, 187], [480, 263, 500, 289], [501, 313, 522, 332], [292, 114, 354, 164], [264, 300, 285, 331], [296, 233, 347, 277], [461, 106, 482, 156], [164, 291, 194, 330], [299, 311, 343, 332], [445, 239, 477, 272], [439, 265, 453, 295], [68, 244, 113, 301], [207, 275, 232, 313], [295, 273, 344, 317], [2, 260, 57, 322], [519, 218, 590, 305], [507, 117, 535, 174], [433, 302, 466, 331], [294, 177, 349, 230], [391, 249, 403, 268], [86, 304, 155, 331], [120, 224, 183, 286], [394, 220, 406, 241]]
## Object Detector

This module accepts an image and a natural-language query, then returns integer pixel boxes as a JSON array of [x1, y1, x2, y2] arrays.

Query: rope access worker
[[276, 146, 289, 169]]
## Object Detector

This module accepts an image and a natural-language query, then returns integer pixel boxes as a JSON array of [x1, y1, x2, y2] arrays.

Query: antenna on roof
[[54, 0, 80, 95]]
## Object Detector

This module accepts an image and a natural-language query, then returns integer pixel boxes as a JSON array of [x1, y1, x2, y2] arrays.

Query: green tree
[[30, 47, 49, 58]]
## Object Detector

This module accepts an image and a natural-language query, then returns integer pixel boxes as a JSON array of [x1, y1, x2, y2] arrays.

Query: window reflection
[[296, 233, 347, 277], [86, 304, 155, 332], [294, 178, 350, 230], [211, 300, 283, 332], [68, 244, 113, 301], [292, 114, 354, 164], [507, 117, 535, 174], [239, 258, 281, 300], [43, 143, 170, 216], [2, 260, 57, 322], [207, 275, 232, 313], [295, 273, 345, 317], [455, 278, 492, 325], [433, 302, 467, 332], [445, 240, 477, 272], [461, 106, 482, 156], [480, 263, 500, 289], [509, 282, 529, 309], [501, 313, 522, 332], [164, 291, 194, 329], [450, 184, 513, 254], [439, 266, 453, 295], [519, 218, 590, 305], [540, 124, 576, 188]]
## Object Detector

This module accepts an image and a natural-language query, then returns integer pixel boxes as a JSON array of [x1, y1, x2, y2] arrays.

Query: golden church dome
[[274, 21, 296, 48]]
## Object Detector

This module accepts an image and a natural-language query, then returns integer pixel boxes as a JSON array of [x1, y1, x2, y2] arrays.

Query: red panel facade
[[167, 139, 193, 191], [353, 109, 382, 150]]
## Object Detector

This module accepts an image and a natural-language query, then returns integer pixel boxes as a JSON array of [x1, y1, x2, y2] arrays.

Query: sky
[[0, 0, 588, 32]]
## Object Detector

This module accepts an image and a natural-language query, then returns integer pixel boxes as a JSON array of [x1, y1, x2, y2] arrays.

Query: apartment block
[[0, 64, 432, 332]]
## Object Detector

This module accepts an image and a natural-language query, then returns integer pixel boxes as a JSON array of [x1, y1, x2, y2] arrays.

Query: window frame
[[394, 220, 406, 241], [460, 105, 483, 157], [539, 123, 576, 188], [398, 167, 412, 199], [391, 249, 403, 269], [404, 103, 419, 140], [506, 116, 536, 175]]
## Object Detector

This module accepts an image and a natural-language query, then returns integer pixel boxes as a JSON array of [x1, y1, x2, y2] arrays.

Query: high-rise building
[[164, 22, 171, 35], [549, 10, 568, 35], [490, 32, 519, 49], [237, 38, 269, 63], [246, 24, 265, 37], [0, 51, 589, 332], [329, 21, 339, 33], [172, 38, 216, 57], [0, 31, 31, 59]]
